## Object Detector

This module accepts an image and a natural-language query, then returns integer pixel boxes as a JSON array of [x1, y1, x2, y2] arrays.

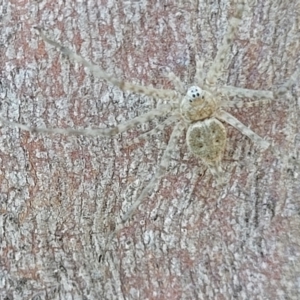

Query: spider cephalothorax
[[180, 86, 218, 122]]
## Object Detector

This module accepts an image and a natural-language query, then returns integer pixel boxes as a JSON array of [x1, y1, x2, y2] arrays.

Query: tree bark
[[0, 0, 300, 299]]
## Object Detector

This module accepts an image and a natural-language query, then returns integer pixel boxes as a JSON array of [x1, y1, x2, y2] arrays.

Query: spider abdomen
[[186, 118, 226, 163]]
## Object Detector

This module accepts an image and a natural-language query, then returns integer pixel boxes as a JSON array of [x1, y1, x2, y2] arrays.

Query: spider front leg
[[0, 104, 173, 137], [226, 99, 274, 110], [274, 67, 300, 97], [195, 55, 205, 87], [220, 86, 274, 109], [37, 28, 179, 102], [220, 86, 273, 101], [216, 110, 270, 150], [167, 72, 186, 95], [205, 0, 246, 86], [221, 63, 300, 103]]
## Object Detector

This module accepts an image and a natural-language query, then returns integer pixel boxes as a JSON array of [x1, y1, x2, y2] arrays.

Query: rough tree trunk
[[0, 0, 300, 299]]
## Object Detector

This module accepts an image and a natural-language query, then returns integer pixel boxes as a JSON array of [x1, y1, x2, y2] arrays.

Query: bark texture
[[0, 0, 300, 299]]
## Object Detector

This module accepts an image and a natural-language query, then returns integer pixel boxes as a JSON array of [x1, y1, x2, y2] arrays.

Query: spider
[[0, 0, 294, 228]]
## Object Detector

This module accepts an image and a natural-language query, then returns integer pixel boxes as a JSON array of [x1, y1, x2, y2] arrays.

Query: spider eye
[[186, 86, 204, 103]]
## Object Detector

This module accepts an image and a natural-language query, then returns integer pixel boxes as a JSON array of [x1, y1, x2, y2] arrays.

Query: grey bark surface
[[0, 0, 300, 299]]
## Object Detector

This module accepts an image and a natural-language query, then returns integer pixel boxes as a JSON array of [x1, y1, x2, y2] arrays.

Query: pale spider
[[0, 0, 293, 227]]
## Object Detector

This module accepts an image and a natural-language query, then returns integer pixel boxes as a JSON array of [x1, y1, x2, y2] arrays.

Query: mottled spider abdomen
[[186, 118, 226, 164]]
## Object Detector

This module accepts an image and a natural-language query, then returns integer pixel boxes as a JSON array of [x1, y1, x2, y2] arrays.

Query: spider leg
[[37, 28, 178, 102], [167, 72, 185, 95], [122, 121, 185, 223], [206, 0, 246, 86], [220, 86, 273, 101], [221, 64, 300, 101], [222, 99, 272, 108], [127, 115, 179, 146], [206, 160, 225, 186], [229, 99, 273, 109], [0, 104, 173, 137], [195, 55, 205, 87], [275, 67, 300, 97], [103, 121, 184, 254], [216, 110, 270, 150]]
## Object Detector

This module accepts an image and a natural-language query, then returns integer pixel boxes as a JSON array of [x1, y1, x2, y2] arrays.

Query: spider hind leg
[[216, 110, 270, 150], [121, 121, 185, 223]]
